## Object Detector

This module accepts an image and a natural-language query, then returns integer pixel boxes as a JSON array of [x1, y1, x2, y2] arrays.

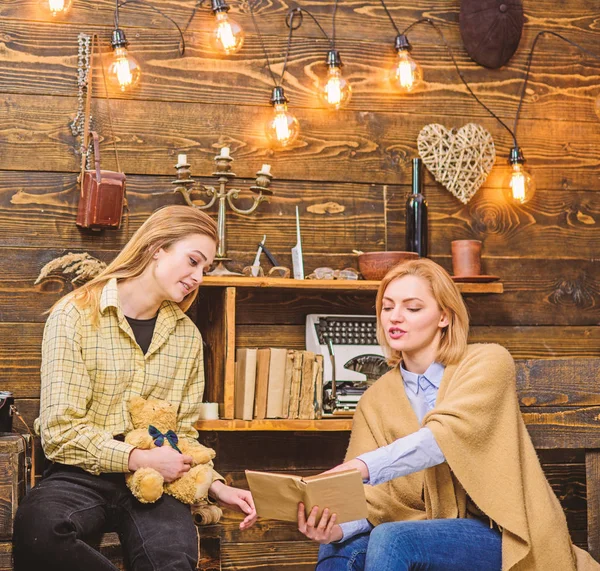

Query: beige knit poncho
[[345, 343, 599, 570]]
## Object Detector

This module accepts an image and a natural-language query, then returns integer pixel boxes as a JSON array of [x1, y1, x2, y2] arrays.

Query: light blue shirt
[[337, 362, 446, 542]]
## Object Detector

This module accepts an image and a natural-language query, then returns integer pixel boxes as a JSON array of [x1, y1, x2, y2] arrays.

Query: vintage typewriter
[[305, 314, 389, 416]]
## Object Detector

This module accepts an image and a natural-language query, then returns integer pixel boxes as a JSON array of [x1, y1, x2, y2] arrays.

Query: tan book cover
[[245, 469, 368, 524], [298, 351, 316, 419], [266, 348, 288, 418], [280, 349, 295, 419], [253, 348, 271, 420], [288, 350, 304, 419], [234, 348, 257, 421]]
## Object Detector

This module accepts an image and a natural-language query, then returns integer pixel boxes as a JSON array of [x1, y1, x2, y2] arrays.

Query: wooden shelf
[[195, 419, 353, 431], [196, 274, 504, 422], [202, 276, 503, 294]]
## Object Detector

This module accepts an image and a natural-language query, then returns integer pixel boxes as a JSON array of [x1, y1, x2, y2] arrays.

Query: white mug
[[197, 402, 219, 420]]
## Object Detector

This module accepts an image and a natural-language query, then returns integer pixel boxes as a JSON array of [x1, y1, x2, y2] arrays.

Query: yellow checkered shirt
[[37, 278, 217, 477]]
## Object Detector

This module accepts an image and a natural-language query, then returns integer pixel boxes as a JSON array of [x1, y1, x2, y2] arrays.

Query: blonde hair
[[375, 258, 469, 366], [57, 206, 217, 324]]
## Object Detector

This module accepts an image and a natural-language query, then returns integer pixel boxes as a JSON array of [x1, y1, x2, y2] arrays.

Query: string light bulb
[[265, 87, 299, 149], [44, 0, 72, 17], [506, 147, 536, 204], [390, 34, 422, 93], [107, 28, 141, 92], [210, 0, 244, 55], [318, 50, 352, 110]]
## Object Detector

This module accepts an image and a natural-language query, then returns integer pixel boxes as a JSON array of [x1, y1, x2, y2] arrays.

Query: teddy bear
[[124, 396, 216, 506]]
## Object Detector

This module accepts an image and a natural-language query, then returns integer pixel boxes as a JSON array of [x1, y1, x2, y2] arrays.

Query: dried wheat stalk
[[35, 252, 106, 285]]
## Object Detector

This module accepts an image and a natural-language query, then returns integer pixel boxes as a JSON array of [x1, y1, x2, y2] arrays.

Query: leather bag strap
[[80, 34, 122, 182], [90, 131, 102, 181]]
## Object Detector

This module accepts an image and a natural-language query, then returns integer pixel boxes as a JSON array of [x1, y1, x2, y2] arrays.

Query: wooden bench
[[1, 357, 599, 570]]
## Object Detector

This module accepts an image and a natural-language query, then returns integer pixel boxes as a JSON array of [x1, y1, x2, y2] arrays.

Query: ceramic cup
[[451, 240, 482, 277], [197, 402, 219, 420]]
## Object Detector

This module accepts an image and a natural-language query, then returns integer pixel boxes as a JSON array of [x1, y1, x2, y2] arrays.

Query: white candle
[[178, 154, 187, 165], [220, 147, 230, 158], [261, 164, 271, 174], [197, 402, 219, 420]]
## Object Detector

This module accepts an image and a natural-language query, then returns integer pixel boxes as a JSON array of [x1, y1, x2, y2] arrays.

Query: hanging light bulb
[[318, 50, 352, 110], [107, 29, 141, 92], [506, 147, 536, 204], [44, 0, 72, 17], [210, 0, 244, 55], [389, 34, 423, 93], [265, 87, 299, 149]]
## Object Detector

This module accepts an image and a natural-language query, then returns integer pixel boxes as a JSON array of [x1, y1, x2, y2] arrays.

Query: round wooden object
[[460, 0, 524, 69], [357, 251, 419, 281]]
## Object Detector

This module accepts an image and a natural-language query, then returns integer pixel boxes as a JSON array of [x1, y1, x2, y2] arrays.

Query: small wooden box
[[0, 434, 25, 542]]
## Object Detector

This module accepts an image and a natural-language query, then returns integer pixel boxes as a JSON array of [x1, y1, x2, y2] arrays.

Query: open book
[[245, 469, 368, 524]]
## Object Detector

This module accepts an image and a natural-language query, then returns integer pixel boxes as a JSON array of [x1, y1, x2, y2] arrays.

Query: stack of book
[[234, 348, 324, 420]]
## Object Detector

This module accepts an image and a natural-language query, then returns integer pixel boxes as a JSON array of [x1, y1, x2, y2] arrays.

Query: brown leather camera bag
[[76, 34, 127, 230], [77, 131, 126, 229]]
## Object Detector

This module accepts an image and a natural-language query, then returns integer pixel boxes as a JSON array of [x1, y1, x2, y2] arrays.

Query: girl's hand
[[297, 503, 343, 544], [128, 447, 193, 483], [209, 481, 257, 530], [322, 458, 369, 481]]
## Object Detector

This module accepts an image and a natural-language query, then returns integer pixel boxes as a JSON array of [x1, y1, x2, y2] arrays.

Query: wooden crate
[[0, 435, 25, 542]]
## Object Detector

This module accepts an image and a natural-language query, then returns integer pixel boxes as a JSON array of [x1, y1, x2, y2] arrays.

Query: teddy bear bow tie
[[148, 425, 182, 453]]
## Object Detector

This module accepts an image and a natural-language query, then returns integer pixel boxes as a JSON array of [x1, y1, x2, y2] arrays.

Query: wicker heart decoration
[[417, 123, 496, 204]]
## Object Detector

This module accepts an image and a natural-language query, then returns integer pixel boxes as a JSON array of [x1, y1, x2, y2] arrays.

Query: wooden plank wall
[[1, 0, 598, 568]]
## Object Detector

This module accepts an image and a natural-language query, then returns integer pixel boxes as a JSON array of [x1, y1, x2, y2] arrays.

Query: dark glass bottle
[[405, 158, 428, 257]]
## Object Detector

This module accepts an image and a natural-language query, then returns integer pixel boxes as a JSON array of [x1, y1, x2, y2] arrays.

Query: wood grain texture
[[0, 19, 598, 124], [523, 407, 600, 449], [220, 540, 319, 571], [586, 450, 600, 560], [201, 277, 500, 294], [3, 0, 599, 44], [1, 94, 599, 191], [0, 543, 11, 571], [195, 288, 232, 413], [195, 419, 353, 431], [0, 437, 25, 542], [223, 288, 236, 419], [517, 359, 600, 407], [2, 173, 600, 258], [195, 431, 347, 472], [202, 510, 313, 545], [199, 536, 222, 571]]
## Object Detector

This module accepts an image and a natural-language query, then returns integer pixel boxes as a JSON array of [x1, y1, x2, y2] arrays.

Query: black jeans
[[13, 463, 198, 571]]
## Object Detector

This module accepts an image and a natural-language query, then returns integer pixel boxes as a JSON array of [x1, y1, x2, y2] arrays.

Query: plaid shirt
[[37, 278, 215, 476]]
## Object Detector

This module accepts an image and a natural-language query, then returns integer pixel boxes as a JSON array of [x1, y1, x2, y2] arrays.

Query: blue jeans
[[13, 463, 198, 571], [317, 519, 502, 571]]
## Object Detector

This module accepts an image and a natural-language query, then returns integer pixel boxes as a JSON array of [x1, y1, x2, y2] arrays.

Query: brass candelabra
[[172, 148, 273, 276]]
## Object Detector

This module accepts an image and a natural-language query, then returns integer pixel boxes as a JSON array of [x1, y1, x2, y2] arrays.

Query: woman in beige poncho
[[298, 258, 598, 571]]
